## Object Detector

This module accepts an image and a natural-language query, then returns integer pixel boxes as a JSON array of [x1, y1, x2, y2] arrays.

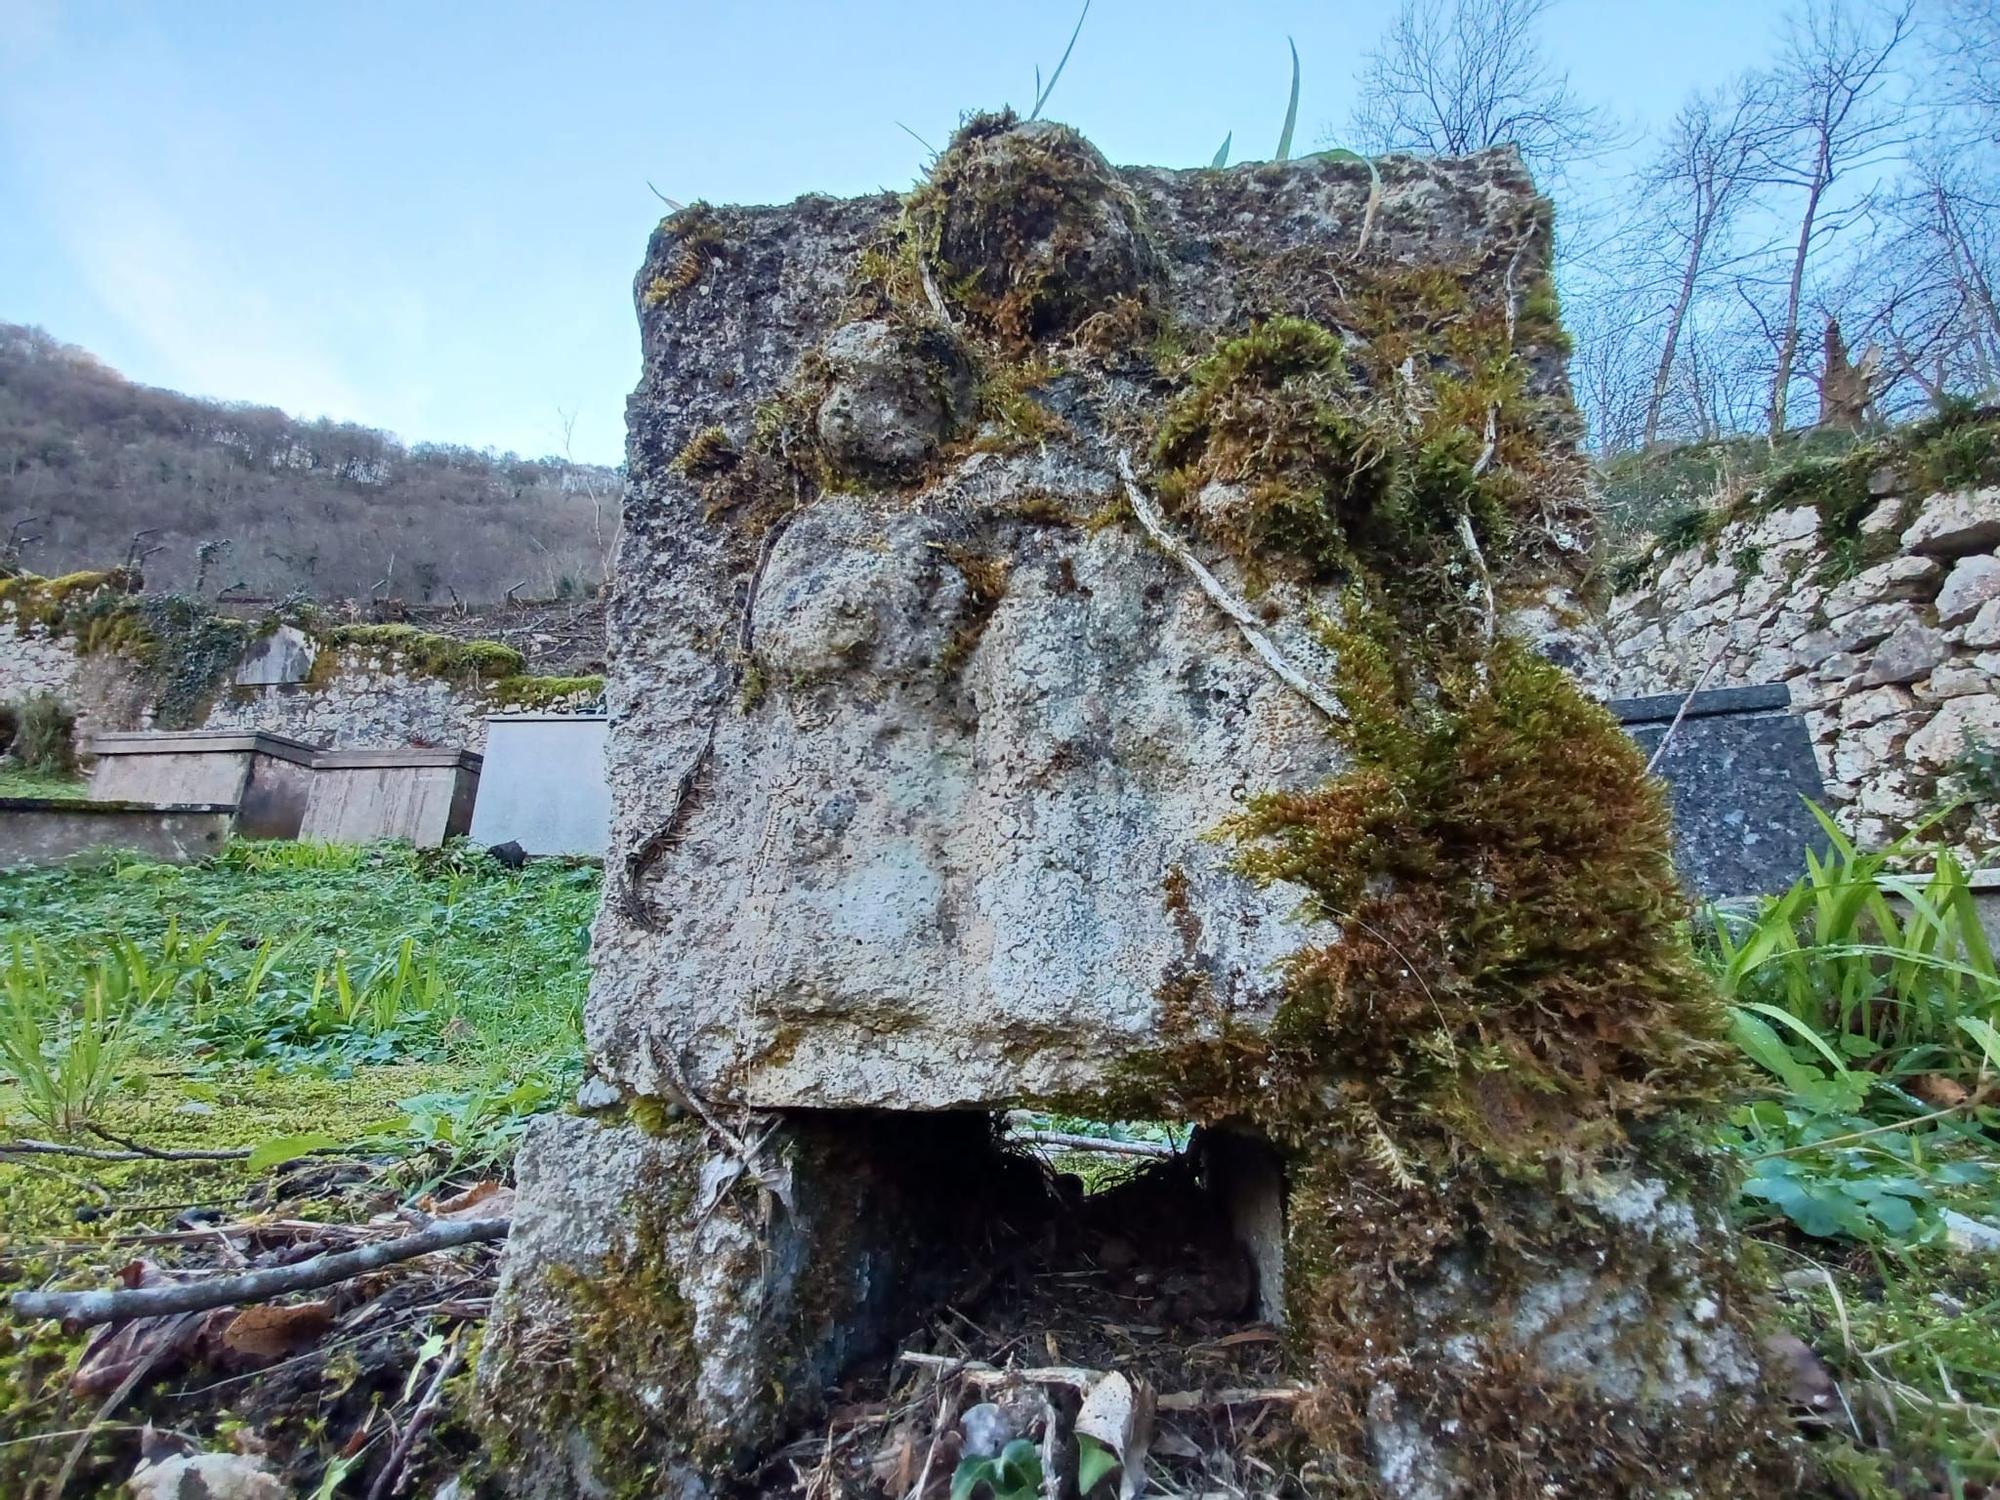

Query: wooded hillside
[[0, 323, 619, 603]]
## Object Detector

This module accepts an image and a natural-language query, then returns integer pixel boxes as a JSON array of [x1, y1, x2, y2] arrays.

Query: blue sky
[[0, 0, 1783, 466]]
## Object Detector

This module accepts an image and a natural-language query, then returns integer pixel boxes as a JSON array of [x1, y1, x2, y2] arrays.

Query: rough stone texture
[[2, 610, 595, 757], [1903, 486, 2000, 555], [588, 153, 1585, 1111], [1587, 482, 2000, 855], [1937, 554, 2000, 626], [815, 320, 974, 480], [0, 609, 149, 743], [477, 1111, 1028, 1488], [488, 130, 1781, 1498]]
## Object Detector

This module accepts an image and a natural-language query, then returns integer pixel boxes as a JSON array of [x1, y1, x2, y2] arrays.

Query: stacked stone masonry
[[0, 608, 597, 756], [1590, 483, 2000, 853]]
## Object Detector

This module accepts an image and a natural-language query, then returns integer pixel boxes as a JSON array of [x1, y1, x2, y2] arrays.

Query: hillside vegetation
[[0, 323, 619, 603]]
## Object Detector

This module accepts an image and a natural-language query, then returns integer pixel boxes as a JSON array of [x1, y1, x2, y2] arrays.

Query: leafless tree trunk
[[1639, 81, 1775, 446], [1760, 0, 1914, 438]]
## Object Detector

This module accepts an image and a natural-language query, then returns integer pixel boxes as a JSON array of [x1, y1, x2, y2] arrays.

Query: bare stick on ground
[[10, 1218, 510, 1329]]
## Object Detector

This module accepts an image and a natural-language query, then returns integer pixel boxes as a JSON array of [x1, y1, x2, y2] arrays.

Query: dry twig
[[10, 1218, 509, 1329], [1116, 452, 1342, 721]]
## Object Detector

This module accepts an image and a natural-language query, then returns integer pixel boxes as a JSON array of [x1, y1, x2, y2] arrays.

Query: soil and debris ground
[[3, 835, 1998, 1497]]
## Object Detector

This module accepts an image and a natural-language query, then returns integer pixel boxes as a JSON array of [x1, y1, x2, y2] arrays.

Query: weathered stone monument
[[480, 116, 1797, 1497], [88, 729, 318, 840]]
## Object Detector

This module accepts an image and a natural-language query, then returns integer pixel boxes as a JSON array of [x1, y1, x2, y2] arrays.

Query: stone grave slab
[[466, 712, 609, 857]]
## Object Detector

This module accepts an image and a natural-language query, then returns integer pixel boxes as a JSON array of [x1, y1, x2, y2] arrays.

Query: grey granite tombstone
[[1613, 684, 1827, 899]]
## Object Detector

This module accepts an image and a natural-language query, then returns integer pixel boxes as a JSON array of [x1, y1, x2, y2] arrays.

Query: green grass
[[1702, 808, 2000, 1491], [0, 766, 87, 800], [0, 838, 596, 1072], [0, 837, 599, 1495]]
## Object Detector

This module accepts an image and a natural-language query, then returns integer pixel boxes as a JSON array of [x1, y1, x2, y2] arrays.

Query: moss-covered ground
[[0, 839, 596, 1496], [0, 766, 87, 800]]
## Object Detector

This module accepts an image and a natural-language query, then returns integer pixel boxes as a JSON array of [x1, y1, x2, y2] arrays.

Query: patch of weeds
[[670, 425, 739, 478], [1655, 505, 1724, 557], [643, 203, 725, 307], [1903, 398, 2000, 493], [8, 692, 75, 775]]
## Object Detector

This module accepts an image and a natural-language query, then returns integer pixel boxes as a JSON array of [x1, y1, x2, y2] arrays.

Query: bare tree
[[1757, 0, 1915, 438], [1635, 80, 1777, 447], [1830, 152, 2000, 412], [1346, 0, 1611, 182], [1940, 0, 2000, 133]]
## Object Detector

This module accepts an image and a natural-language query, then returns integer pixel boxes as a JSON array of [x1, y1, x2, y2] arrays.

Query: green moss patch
[[905, 110, 1158, 347]]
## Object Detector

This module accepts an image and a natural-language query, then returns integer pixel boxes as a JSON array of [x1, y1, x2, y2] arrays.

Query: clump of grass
[[10, 692, 75, 776], [643, 203, 725, 307], [1, 932, 181, 1135]]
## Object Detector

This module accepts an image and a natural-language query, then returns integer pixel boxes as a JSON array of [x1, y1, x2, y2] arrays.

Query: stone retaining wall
[[1593, 482, 2000, 850], [1, 608, 595, 756]]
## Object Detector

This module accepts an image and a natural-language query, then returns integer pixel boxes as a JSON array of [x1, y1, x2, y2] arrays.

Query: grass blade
[[1030, 0, 1091, 121], [1275, 37, 1300, 161]]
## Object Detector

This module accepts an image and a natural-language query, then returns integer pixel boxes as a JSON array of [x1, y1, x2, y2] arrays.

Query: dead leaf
[[426, 1179, 509, 1218], [1076, 1371, 1156, 1500], [1913, 1074, 1970, 1109], [220, 1300, 335, 1362], [71, 1263, 217, 1397]]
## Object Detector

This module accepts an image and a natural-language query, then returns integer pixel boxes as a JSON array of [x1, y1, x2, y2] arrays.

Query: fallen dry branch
[[10, 1217, 510, 1329], [1007, 1129, 1178, 1160], [895, 1353, 1306, 1411], [1, 1138, 253, 1164], [1116, 452, 1344, 722]]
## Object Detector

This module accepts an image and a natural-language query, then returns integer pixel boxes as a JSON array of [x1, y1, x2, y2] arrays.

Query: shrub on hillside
[[11, 693, 75, 774]]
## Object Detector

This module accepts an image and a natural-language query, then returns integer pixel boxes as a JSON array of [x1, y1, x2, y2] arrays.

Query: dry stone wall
[[1594, 481, 2000, 851], [1, 604, 597, 756]]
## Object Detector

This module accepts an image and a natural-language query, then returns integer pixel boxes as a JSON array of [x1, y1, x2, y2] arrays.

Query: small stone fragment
[[127, 1452, 286, 1500], [960, 1402, 1022, 1460]]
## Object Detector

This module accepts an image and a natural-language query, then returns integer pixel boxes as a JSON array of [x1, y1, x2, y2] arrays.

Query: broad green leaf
[[1958, 1015, 2000, 1071], [1076, 1434, 1120, 1494], [1738, 1002, 1856, 1075], [248, 1133, 341, 1172], [1729, 1007, 1816, 1092]]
